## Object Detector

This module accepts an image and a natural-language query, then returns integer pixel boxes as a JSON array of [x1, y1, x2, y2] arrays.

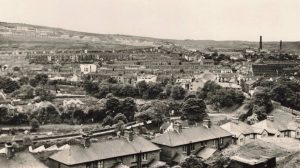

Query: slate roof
[[152, 125, 232, 147], [252, 118, 300, 135], [196, 147, 217, 160], [0, 152, 47, 168], [221, 121, 255, 137], [50, 136, 160, 165]]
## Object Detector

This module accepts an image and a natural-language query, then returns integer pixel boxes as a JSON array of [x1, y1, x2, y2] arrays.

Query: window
[[142, 153, 147, 161], [249, 134, 255, 139], [213, 139, 218, 146], [284, 131, 290, 137], [220, 138, 223, 145], [191, 144, 195, 151], [297, 132, 300, 136], [97, 161, 104, 168], [132, 155, 136, 162], [86, 161, 103, 168], [183, 145, 187, 153]]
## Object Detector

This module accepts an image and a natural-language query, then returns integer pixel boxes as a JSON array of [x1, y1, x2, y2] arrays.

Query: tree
[[120, 84, 137, 97], [102, 115, 113, 126], [120, 97, 137, 121], [72, 109, 85, 124], [11, 85, 34, 99], [105, 97, 120, 115], [84, 81, 99, 95], [181, 98, 207, 122], [136, 81, 148, 97], [30, 118, 40, 131], [96, 84, 110, 98], [180, 155, 205, 168], [19, 76, 29, 85], [35, 87, 55, 101], [13, 66, 21, 71], [0, 76, 20, 93], [145, 82, 163, 99], [34, 74, 48, 87], [270, 84, 296, 108], [207, 89, 245, 109], [171, 85, 186, 100], [197, 81, 221, 99], [113, 113, 128, 124], [135, 101, 168, 126], [165, 84, 172, 96]]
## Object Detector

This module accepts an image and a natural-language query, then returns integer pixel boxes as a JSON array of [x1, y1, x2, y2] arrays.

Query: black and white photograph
[[0, 0, 300, 167]]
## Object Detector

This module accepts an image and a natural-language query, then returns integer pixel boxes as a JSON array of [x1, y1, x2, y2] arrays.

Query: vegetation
[[180, 155, 205, 168], [181, 98, 207, 123], [197, 81, 245, 110]]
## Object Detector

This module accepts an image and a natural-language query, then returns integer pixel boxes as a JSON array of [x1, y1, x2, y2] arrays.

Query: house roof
[[50, 136, 160, 165], [152, 125, 232, 147], [196, 147, 217, 160], [252, 119, 300, 133], [221, 121, 255, 137], [0, 152, 47, 168]]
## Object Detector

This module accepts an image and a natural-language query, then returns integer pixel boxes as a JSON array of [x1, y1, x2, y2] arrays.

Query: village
[[0, 23, 300, 168]]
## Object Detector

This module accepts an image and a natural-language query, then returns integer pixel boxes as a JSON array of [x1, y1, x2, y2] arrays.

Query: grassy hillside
[[1, 21, 300, 54]]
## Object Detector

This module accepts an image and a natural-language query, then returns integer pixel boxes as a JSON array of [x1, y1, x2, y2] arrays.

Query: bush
[[30, 118, 40, 131]]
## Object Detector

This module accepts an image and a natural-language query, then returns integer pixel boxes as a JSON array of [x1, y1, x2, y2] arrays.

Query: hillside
[[1, 21, 300, 53]]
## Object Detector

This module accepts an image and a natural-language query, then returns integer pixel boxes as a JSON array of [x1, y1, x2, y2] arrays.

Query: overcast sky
[[0, 0, 299, 41]]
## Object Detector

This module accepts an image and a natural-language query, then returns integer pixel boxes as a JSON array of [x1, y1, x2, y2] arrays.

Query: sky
[[0, 0, 300, 41]]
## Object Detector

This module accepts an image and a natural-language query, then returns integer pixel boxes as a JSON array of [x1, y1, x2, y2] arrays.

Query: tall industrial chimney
[[259, 36, 263, 50], [279, 40, 282, 51]]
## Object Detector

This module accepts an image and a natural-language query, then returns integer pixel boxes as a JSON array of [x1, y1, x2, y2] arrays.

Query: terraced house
[[48, 136, 162, 168], [151, 120, 233, 165]]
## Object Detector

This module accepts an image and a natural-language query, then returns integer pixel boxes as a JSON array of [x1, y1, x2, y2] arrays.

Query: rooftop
[[152, 125, 232, 147], [50, 136, 160, 165]]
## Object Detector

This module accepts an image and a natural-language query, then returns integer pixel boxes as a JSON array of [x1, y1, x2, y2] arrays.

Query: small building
[[136, 74, 157, 83], [221, 118, 266, 145], [48, 136, 161, 168], [80, 64, 97, 74], [252, 115, 300, 139], [230, 155, 276, 168], [63, 99, 85, 109]]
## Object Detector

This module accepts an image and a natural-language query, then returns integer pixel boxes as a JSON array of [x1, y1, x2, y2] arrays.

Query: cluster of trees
[[135, 97, 207, 126], [0, 76, 20, 93], [85, 79, 186, 100], [0, 95, 137, 128], [0, 74, 55, 102], [197, 81, 245, 109], [253, 77, 300, 110], [239, 88, 273, 122]]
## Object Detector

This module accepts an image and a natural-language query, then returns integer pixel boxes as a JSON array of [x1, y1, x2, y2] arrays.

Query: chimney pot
[[267, 115, 274, 122], [5, 142, 14, 159], [231, 117, 239, 124], [128, 131, 134, 141], [203, 119, 211, 128]]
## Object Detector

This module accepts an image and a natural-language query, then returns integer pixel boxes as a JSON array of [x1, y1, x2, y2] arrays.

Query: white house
[[136, 74, 157, 83], [80, 64, 97, 74]]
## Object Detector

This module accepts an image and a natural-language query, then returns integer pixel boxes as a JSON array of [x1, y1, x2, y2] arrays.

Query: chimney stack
[[174, 123, 183, 133], [5, 142, 14, 159], [267, 115, 274, 122], [279, 40, 282, 51], [203, 119, 211, 128], [81, 132, 91, 148], [231, 117, 239, 124], [259, 36, 263, 50], [128, 131, 134, 141]]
